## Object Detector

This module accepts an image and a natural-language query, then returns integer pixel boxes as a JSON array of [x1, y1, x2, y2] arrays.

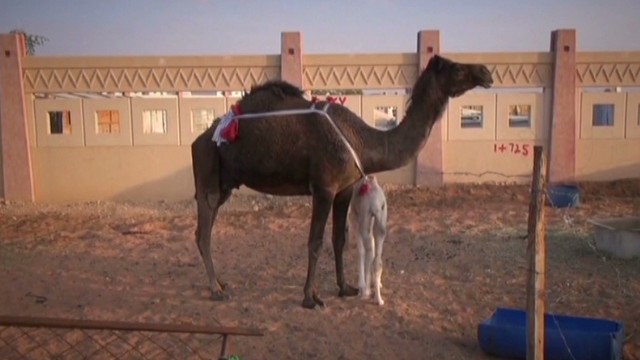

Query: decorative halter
[[358, 181, 372, 196], [220, 104, 242, 141]]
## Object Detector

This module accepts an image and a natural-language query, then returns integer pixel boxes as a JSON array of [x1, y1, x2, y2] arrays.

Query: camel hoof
[[313, 293, 325, 308], [302, 297, 316, 309], [339, 284, 359, 297], [216, 279, 227, 291], [376, 299, 385, 306], [302, 293, 325, 309], [211, 290, 230, 301]]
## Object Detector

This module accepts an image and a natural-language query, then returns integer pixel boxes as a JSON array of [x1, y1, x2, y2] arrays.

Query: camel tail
[[191, 124, 222, 199]]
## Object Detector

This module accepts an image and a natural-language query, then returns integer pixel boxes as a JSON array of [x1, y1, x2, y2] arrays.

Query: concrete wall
[[2, 30, 640, 203], [32, 147, 193, 202], [576, 91, 640, 181]]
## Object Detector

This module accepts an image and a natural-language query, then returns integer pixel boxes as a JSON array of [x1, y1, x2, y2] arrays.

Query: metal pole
[[219, 334, 229, 360]]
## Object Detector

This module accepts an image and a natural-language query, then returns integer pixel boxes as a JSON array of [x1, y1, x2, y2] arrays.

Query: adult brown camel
[[191, 54, 493, 309]]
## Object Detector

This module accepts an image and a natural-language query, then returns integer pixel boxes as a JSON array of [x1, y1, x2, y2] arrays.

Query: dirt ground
[[1, 180, 639, 359]]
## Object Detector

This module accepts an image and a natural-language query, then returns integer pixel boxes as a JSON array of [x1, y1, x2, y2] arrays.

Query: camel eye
[[454, 67, 465, 80]]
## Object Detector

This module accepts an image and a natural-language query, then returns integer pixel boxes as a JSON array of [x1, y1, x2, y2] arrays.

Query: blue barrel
[[548, 184, 580, 208], [478, 307, 625, 360]]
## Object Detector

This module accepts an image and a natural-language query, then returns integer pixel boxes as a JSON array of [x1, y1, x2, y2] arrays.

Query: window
[[191, 108, 215, 133], [592, 104, 614, 126], [142, 110, 168, 134], [96, 110, 121, 134], [374, 106, 398, 130], [508, 104, 531, 128], [461, 105, 483, 128], [48, 111, 72, 134]]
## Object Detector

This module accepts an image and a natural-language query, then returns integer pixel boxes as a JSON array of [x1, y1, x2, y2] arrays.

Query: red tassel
[[221, 119, 239, 142], [232, 104, 243, 115], [358, 182, 372, 196], [311, 96, 318, 103]]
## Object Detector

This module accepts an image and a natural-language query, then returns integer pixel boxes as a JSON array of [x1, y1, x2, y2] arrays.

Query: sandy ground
[[0, 181, 639, 359]]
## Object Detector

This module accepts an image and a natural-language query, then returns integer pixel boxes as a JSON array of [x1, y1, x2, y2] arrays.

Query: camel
[[349, 175, 388, 306], [191, 54, 493, 309]]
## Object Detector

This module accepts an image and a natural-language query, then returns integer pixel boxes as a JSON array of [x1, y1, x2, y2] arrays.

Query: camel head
[[424, 55, 493, 98]]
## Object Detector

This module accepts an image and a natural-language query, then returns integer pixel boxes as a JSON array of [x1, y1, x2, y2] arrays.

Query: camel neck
[[361, 82, 448, 174]]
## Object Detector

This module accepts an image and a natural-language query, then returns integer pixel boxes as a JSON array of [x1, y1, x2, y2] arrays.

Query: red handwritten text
[[311, 95, 347, 105], [494, 143, 530, 156]]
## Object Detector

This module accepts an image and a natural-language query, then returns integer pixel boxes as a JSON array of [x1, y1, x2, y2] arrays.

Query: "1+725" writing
[[494, 143, 530, 156]]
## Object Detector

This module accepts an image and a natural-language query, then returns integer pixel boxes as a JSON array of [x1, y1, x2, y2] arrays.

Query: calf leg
[[350, 215, 366, 296], [372, 235, 385, 306], [357, 215, 374, 299], [372, 207, 387, 306]]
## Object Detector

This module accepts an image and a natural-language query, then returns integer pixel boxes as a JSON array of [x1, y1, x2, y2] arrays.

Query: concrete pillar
[[415, 30, 443, 187], [280, 32, 303, 88], [0, 34, 35, 201], [548, 29, 577, 184]]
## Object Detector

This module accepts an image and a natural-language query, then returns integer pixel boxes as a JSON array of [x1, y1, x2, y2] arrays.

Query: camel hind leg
[[195, 188, 231, 300], [191, 126, 231, 300]]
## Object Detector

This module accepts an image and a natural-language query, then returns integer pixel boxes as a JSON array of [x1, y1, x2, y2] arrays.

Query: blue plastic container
[[477, 308, 624, 360], [548, 184, 580, 208]]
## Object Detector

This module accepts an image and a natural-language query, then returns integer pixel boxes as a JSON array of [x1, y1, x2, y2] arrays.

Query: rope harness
[[212, 102, 366, 177]]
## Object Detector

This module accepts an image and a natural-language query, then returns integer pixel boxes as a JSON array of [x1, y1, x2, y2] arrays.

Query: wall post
[[415, 30, 443, 186], [0, 34, 35, 201], [548, 29, 577, 184], [280, 32, 303, 88]]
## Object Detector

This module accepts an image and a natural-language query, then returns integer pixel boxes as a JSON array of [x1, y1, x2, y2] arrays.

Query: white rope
[[212, 110, 236, 145], [212, 104, 366, 177]]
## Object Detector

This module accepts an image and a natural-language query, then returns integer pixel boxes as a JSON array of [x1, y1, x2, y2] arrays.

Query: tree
[[9, 29, 48, 55]]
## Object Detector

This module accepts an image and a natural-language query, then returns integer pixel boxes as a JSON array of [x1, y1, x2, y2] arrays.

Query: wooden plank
[[0, 315, 263, 337], [526, 145, 547, 360], [23, 54, 280, 69]]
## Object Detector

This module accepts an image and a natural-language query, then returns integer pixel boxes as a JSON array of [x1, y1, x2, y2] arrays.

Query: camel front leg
[[332, 186, 359, 297], [302, 188, 334, 309]]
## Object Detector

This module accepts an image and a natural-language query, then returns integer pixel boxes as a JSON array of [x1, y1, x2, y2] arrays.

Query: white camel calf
[[349, 175, 388, 306]]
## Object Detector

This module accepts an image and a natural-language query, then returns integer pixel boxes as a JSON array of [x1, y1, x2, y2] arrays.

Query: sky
[[1, 0, 639, 56]]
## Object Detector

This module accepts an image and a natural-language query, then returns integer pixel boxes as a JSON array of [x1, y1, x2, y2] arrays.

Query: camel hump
[[249, 80, 305, 99]]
